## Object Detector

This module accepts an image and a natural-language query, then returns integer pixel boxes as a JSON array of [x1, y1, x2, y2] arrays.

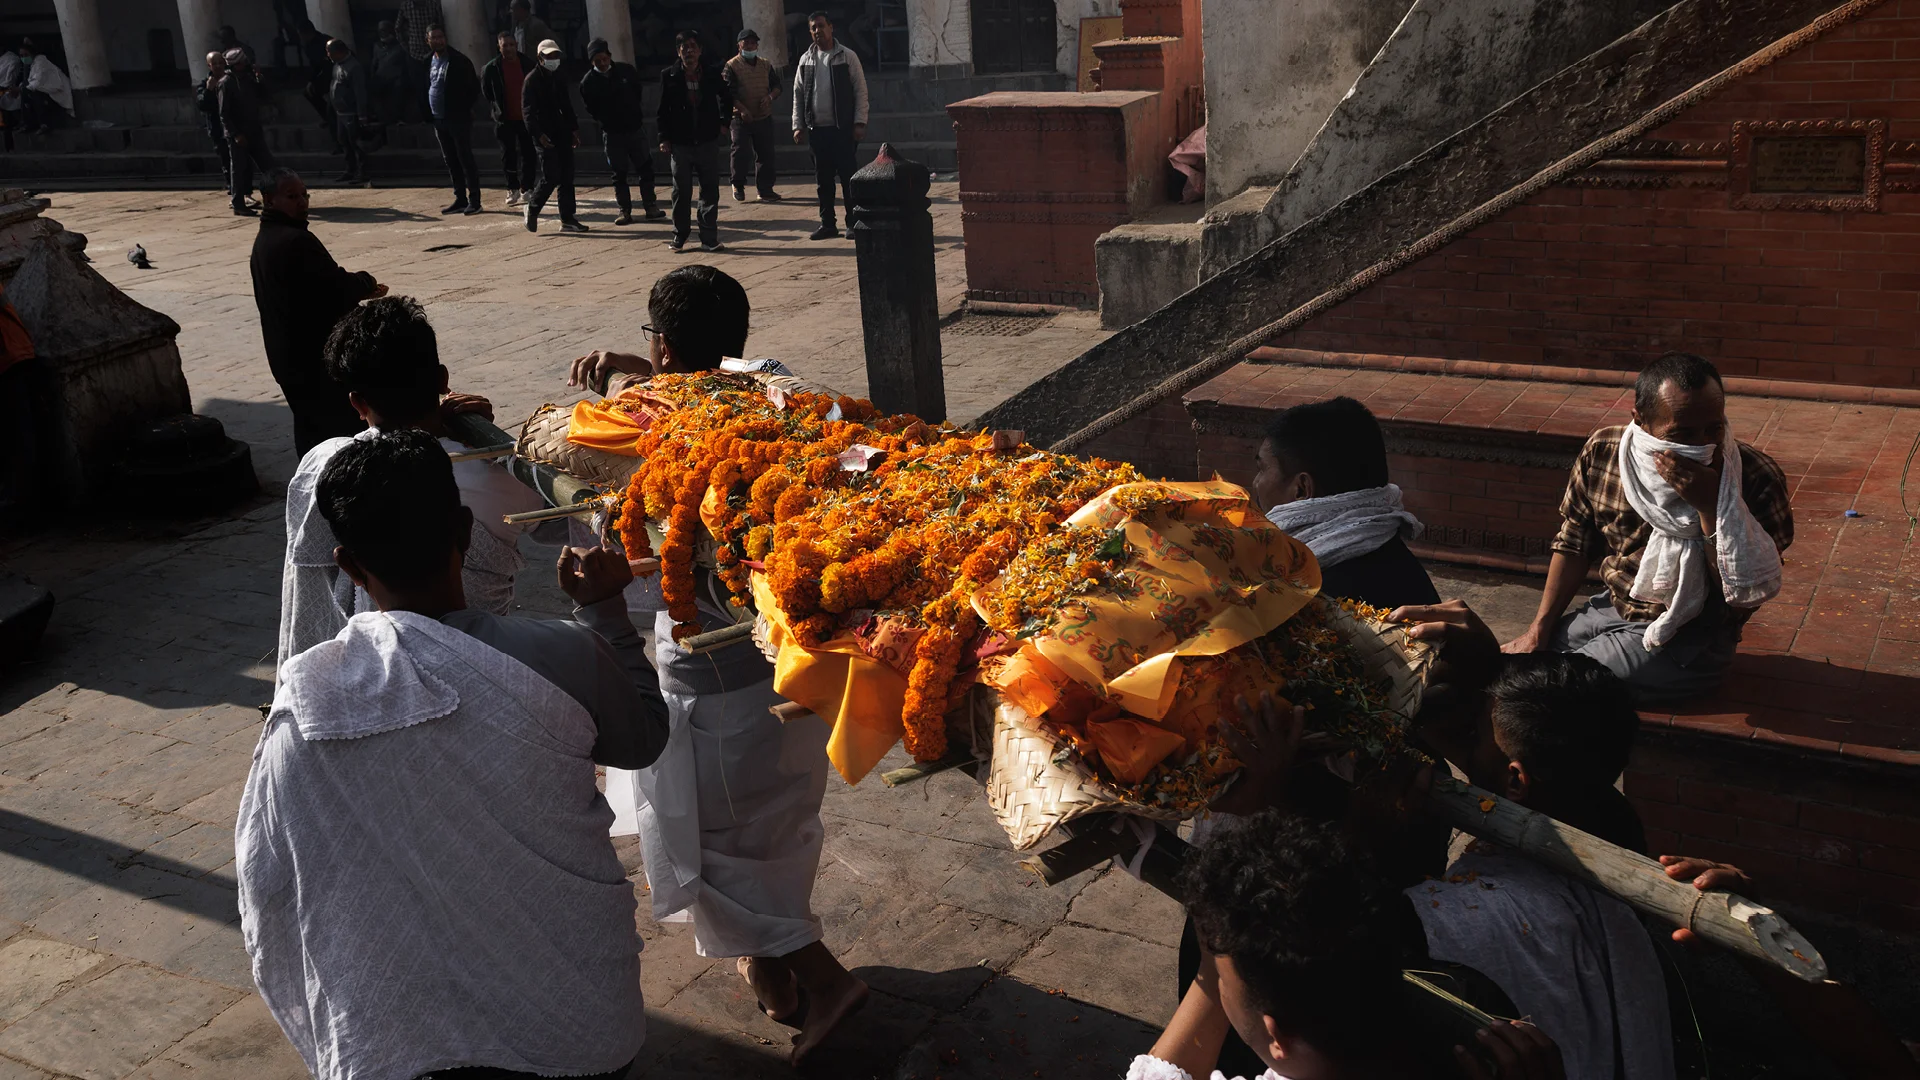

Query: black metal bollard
[[848, 143, 946, 422]]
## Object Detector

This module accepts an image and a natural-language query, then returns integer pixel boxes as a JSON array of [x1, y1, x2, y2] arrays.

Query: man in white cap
[[522, 37, 587, 233]]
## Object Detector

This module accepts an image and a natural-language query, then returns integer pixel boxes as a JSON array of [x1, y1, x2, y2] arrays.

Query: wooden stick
[[677, 620, 756, 655], [503, 501, 607, 524], [448, 443, 515, 462], [1428, 776, 1828, 981], [628, 557, 660, 574], [769, 701, 814, 722]]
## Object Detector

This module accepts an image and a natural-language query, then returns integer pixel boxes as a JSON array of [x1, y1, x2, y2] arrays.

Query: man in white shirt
[[277, 295, 542, 667], [790, 10, 868, 240], [240, 429, 669, 1080]]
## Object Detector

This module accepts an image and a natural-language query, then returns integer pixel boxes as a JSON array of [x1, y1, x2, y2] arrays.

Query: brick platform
[[1179, 356, 1920, 928]]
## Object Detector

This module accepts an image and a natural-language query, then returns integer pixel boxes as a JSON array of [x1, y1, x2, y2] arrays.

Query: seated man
[[278, 296, 542, 667], [1253, 396, 1439, 610], [570, 266, 865, 1066], [1134, 810, 1566, 1080], [237, 430, 670, 1079], [1503, 352, 1792, 702]]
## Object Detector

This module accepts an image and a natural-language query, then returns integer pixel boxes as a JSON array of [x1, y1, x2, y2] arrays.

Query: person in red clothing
[[482, 31, 538, 207]]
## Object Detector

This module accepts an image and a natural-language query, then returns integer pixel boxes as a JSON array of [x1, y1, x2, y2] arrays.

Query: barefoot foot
[[790, 973, 868, 1065], [736, 956, 801, 1024]]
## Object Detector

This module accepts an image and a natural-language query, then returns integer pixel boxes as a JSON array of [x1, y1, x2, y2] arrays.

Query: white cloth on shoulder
[[238, 611, 644, 1080], [1262, 484, 1422, 569], [1124, 1055, 1281, 1080], [1616, 423, 1782, 650], [27, 55, 71, 110], [1409, 845, 1673, 1080]]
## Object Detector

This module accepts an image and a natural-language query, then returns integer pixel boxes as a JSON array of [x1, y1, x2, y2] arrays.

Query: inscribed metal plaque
[[1749, 135, 1868, 194]]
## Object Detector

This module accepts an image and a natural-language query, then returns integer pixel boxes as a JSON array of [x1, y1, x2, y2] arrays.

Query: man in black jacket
[[522, 38, 587, 233], [580, 37, 661, 226], [249, 169, 387, 454], [481, 32, 538, 207], [425, 24, 483, 214], [219, 49, 277, 217], [657, 31, 730, 252], [327, 40, 373, 184], [196, 51, 231, 199]]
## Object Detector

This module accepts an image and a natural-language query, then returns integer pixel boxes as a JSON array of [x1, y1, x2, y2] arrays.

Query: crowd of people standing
[[196, 10, 872, 249]]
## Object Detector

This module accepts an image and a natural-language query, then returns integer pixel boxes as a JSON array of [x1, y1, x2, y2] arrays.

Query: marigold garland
[[607, 371, 1141, 758]]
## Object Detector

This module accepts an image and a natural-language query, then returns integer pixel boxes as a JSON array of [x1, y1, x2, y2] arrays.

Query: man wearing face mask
[[1252, 396, 1438, 611], [1504, 352, 1792, 702], [723, 28, 781, 203], [579, 37, 661, 225], [523, 38, 586, 233]]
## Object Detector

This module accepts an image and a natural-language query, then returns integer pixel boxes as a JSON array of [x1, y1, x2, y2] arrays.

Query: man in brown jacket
[[723, 28, 782, 203]]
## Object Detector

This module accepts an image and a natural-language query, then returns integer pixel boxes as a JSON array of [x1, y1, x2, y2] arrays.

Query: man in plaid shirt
[[1503, 354, 1793, 702]]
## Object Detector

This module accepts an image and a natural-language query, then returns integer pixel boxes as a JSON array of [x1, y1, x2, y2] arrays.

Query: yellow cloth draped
[[751, 572, 908, 785], [565, 391, 685, 455], [976, 479, 1320, 720]]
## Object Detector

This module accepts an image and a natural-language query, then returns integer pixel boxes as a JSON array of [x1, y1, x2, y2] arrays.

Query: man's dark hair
[[260, 167, 301, 201], [1487, 651, 1639, 792], [649, 265, 750, 370], [316, 429, 464, 587], [1634, 351, 1723, 419], [808, 10, 832, 22], [497, 29, 513, 42], [674, 29, 700, 48], [1182, 811, 1405, 1059], [510, 0, 530, 9], [425, 21, 445, 34], [1262, 396, 1391, 497], [324, 297, 442, 425]]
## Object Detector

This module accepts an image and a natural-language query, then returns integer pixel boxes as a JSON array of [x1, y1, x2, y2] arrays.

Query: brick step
[[1171, 350, 1920, 931]]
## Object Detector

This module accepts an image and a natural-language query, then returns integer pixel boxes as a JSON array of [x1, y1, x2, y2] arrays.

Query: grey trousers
[[1551, 593, 1741, 705]]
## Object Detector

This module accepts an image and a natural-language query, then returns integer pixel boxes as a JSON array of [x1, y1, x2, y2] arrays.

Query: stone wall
[[1199, 0, 1407, 206]]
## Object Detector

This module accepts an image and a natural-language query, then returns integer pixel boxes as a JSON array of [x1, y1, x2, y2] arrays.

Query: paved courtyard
[[0, 184, 1542, 1079]]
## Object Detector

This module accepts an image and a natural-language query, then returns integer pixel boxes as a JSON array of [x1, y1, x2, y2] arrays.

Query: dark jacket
[[195, 75, 224, 137], [329, 57, 370, 118], [579, 60, 645, 134], [371, 38, 410, 87], [656, 62, 729, 146], [250, 210, 378, 394], [427, 47, 482, 122], [481, 51, 530, 124], [520, 62, 577, 143], [1317, 536, 1441, 612], [218, 71, 265, 138]]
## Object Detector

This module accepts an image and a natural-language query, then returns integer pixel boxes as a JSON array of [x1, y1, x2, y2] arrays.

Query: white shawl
[[1263, 484, 1422, 569], [1617, 423, 1782, 650], [239, 611, 644, 1080]]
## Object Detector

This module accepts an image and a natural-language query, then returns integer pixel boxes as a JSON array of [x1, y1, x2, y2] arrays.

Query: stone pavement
[[0, 184, 1545, 1079]]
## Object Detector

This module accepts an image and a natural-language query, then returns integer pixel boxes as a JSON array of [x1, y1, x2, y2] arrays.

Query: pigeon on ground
[[127, 243, 152, 269]]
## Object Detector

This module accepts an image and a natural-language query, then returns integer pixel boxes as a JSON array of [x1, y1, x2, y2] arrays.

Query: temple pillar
[[585, 0, 634, 63], [442, 0, 492, 65], [739, 0, 787, 70], [49, 0, 113, 90], [306, 0, 354, 45], [177, 0, 222, 82]]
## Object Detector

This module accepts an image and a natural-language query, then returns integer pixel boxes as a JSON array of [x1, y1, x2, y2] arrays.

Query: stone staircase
[[0, 69, 1067, 187]]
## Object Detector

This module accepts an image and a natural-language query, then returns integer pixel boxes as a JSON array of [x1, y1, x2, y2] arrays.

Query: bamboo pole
[[677, 620, 756, 654], [1428, 776, 1828, 982], [503, 501, 609, 525], [448, 443, 516, 462]]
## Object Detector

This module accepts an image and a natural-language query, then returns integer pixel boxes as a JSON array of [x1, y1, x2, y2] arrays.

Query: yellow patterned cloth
[[975, 480, 1321, 720]]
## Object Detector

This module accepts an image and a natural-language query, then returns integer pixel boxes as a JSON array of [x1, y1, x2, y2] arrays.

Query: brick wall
[[1073, 396, 1198, 481], [1270, 0, 1920, 389], [1628, 728, 1920, 932]]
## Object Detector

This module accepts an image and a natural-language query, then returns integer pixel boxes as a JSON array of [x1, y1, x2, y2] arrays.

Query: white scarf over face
[[1263, 483, 1422, 569], [1617, 423, 1782, 650]]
